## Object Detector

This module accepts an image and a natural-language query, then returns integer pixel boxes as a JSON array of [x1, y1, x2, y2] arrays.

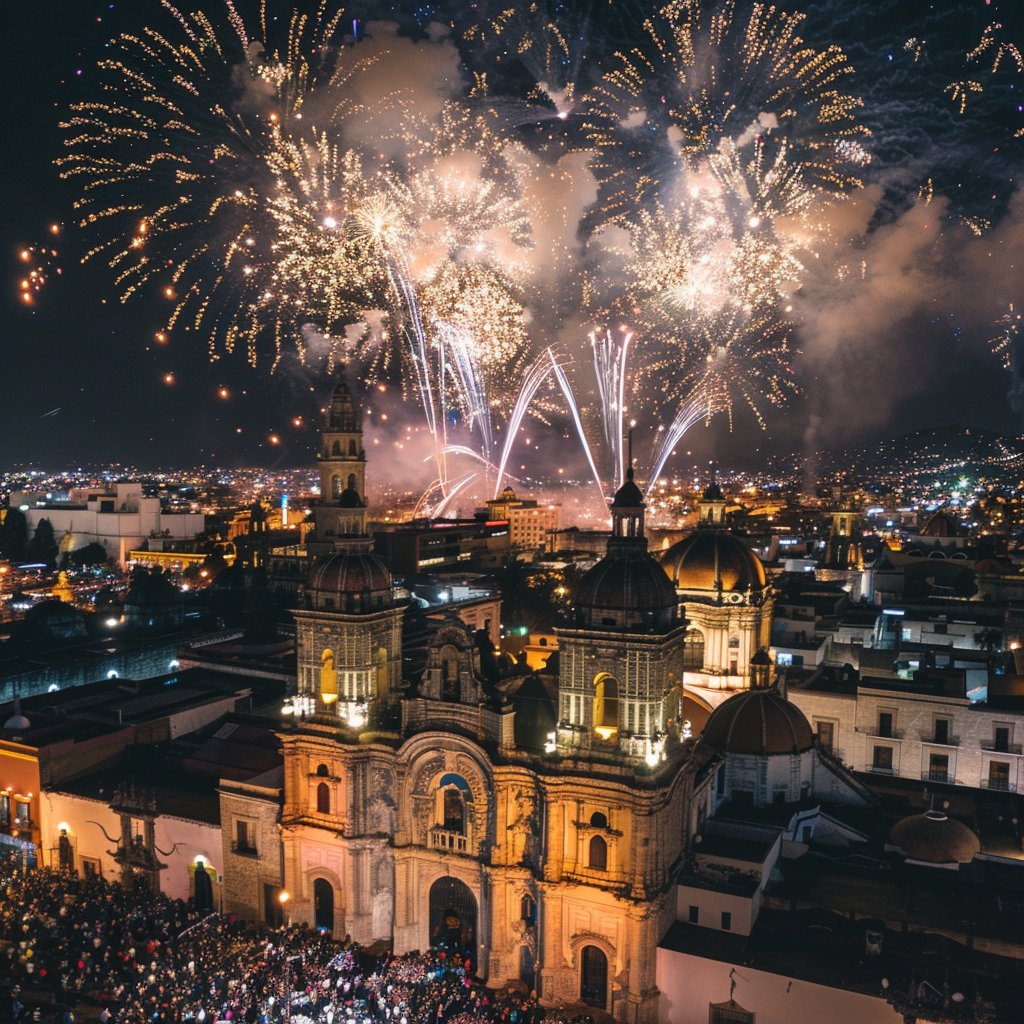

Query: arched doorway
[[519, 945, 536, 992], [580, 945, 608, 1009], [193, 860, 214, 912], [429, 876, 477, 955], [313, 877, 334, 932]]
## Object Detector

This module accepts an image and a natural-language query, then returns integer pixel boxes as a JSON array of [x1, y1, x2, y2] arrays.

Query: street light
[[276, 892, 290, 1024], [278, 888, 290, 926]]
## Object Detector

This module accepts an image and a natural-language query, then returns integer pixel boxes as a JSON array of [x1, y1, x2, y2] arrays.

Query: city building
[[484, 486, 561, 552], [21, 482, 205, 566], [372, 518, 511, 574], [790, 664, 1024, 793]]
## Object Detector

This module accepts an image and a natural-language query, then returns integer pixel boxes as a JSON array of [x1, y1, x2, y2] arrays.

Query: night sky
[[3, 0, 1023, 478]]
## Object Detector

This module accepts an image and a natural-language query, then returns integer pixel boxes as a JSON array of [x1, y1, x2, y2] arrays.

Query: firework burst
[[583, 0, 868, 222], [59, 1, 371, 366]]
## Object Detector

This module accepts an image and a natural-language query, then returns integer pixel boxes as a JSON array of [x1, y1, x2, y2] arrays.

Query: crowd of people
[[0, 864, 592, 1024]]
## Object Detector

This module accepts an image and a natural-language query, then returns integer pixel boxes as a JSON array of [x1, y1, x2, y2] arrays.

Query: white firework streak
[[547, 348, 606, 504], [438, 323, 495, 460], [492, 352, 556, 498], [646, 391, 709, 493], [590, 326, 633, 488]]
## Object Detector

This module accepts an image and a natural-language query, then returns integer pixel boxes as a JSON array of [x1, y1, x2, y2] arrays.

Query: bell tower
[[698, 476, 727, 527], [555, 469, 687, 767], [311, 373, 369, 554], [824, 508, 863, 569]]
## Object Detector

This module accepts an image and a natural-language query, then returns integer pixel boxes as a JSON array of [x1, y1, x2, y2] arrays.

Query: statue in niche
[[509, 789, 541, 866]]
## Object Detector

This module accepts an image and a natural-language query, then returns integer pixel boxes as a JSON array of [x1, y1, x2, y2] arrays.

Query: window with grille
[[235, 820, 256, 854], [709, 1001, 755, 1024], [815, 721, 834, 752], [988, 761, 1010, 790]]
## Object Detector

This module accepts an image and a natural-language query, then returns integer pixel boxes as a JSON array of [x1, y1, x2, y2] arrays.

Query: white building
[[23, 482, 204, 566], [790, 671, 1024, 794]]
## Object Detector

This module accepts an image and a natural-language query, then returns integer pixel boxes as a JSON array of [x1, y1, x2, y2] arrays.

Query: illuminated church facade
[[278, 376, 790, 1021]]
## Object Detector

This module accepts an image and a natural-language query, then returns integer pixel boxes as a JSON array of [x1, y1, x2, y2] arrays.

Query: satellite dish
[[952, 993, 964, 1004], [942, 800, 950, 810], [881, 978, 890, 990]]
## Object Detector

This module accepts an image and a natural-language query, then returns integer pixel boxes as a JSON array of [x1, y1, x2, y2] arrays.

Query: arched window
[[520, 894, 537, 925], [347, 473, 358, 491], [320, 649, 337, 705], [580, 946, 608, 1008], [589, 834, 607, 871], [683, 627, 705, 669], [316, 764, 330, 777], [589, 811, 608, 829], [437, 773, 472, 835], [348, 439, 357, 455], [593, 675, 619, 740], [332, 441, 341, 456], [316, 782, 330, 814], [440, 644, 460, 701]]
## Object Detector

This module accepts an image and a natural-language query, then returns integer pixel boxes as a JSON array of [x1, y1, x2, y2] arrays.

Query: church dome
[[24, 599, 87, 641], [890, 810, 979, 865], [920, 510, 964, 538], [3, 700, 30, 732], [698, 685, 814, 756], [573, 551, 677, 631], [307, 551, 393, 612], [659, 530, 766, 593]]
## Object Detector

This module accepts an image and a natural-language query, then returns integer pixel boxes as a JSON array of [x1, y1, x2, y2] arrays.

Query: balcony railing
[[2, 818, 36, 836], [922, 771, 953, 784], [980, 740, 1023, 755], [429, 828, 469, 853], [863, 727, 904, 740], [818, 746, 845, 764], [230, 840, 258, 856], [920, 732, 960, 747], [981, 778, 1015, 792], [867, 764, 895, 775]]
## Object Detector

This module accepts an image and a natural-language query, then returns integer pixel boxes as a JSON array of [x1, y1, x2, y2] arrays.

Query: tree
[[26, 518, 58, 567], [70, 542, 108, 568], [974, 627, 1002, 653], [0, 507, 29, 561]]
